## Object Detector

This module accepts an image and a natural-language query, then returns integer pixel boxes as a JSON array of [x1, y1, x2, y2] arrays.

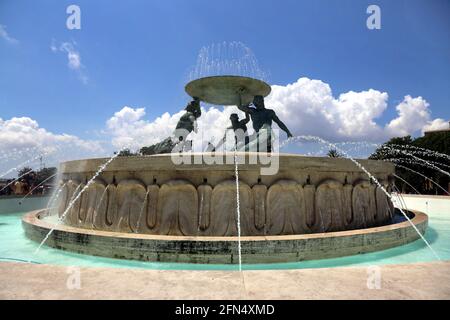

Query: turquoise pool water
[[0, 210, 449, 270]]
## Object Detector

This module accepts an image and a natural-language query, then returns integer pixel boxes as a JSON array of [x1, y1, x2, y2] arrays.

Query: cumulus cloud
[[385, 95, 431, 137], [422, 118, 449, 133], [51, 40, 88, 84], [3, 76, 444, 176], [107, 105, 241, 150], [0, 24, 18, 44], [267, 79, 390, 141], [265, 78, 445, 142], [106, 77, 447, 151], [0, 116, 104, 175], [267, 78, 443, 142]]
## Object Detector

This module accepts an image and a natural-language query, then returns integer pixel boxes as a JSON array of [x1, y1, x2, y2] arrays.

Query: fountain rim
[[185, 75, 271, 106], [24, 209, 428, 242], [57, 153, 395, 174], [22, 209, 428, 264]]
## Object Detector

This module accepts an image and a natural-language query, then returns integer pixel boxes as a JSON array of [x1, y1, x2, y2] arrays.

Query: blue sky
[[0, 0, 449, 153]]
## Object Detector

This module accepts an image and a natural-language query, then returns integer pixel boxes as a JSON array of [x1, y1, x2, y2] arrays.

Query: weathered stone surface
[[21, 209, 429, 264], [351, 180, 373, 229], [375, 182, 394, 226], [116, 179, 147, 233], [145, 184, 159, 230], [252, 184, 267, 231], [209, 180, 257, 236], [197, 184, 212, 231], [79, 179, 106, 229], [315, 180, 345, 232], [58, 180, 79, 224], [56, 154, 395, 236], [266, 180, 308, 235], [304, 184, 316, 230], [157, 180, 198, 236]]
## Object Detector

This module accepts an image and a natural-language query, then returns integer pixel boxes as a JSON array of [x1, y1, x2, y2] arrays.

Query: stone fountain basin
[[52, 153, 396, 237], [22, 209, 428, 264], [185, 76, 271, 106]]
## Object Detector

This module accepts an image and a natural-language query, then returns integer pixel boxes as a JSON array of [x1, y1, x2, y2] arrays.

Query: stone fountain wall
[[55, 154, 395, 237]]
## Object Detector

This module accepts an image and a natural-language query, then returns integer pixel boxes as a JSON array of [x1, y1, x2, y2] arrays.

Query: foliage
[[369, 132, 450, 195], [17, 167, 35, 186], [36, 167, 57, 184], [17, 166, 57, 186], [327, 149, 342, 158], [117, 149, 138, 157]]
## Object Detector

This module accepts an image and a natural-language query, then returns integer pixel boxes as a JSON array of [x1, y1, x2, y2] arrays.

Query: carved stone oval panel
[[209, 180, 256, 236], [157, 180, 198, 236], [351, 180, 376, 229], [198, 184, 212, 232], [315, 180, 345, 232], [78, 180, 106, 229], [266, 180, 308, 235], [115, 179, 147, 233]]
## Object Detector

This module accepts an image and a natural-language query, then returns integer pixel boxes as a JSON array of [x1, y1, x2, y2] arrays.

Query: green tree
[[369, 136, 413, 160], [17, 167, 36, 186], [327, 149, 342, 158], [369, 133, 449, 195], [36, 167, 57, 184], [117, 149, 138, 157]]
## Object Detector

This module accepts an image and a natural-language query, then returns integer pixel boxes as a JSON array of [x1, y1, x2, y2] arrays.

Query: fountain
[[17, 41, 431, 265], [21, 74, 429, 264]]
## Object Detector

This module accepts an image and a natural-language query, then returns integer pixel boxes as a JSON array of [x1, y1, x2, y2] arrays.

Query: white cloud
[[106, 106, 242, 150], [385, 95, 431, 137], [3, 77, 444, 176], [267, 79, 389, 141], [422, 118, 449, 133], [0, 24, 18, 44], [51, 40, 88, 84], [0, 116, 104, 175], [106, 77, 446, 151], [267, 78, 442, 141]]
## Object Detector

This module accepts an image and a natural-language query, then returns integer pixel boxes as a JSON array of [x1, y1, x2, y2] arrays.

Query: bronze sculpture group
[[142, 93, 292, 155]]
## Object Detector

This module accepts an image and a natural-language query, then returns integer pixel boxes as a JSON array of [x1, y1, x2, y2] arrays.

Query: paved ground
[[1, 261, 449, 299]]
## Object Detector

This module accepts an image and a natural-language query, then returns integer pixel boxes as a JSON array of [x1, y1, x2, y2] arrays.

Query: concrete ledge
[[1, 261, 449, 299], [59, 153, 394, 174], [22, 210, 428, 264]]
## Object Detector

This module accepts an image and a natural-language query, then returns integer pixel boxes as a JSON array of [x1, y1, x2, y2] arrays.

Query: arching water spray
[[393, 173, 421, 195], [45, 183, 66, 213], [394, 153, 450, 170], [383, 146, 450, 178], [19, 173, 58, 203], [387, 157, 450, 172], [189, 41, 268, 82], [94, 185, 110, 226], [390, 162, 450, 196], [0, 169, 34, 193], [0, 147, 39, 163], [34, 152, 122, 254], [390, 144, 450, 162], [0, 151, 53, 179], [233, 148, 242, 271], [135, 190, 150, 233], [282, 135, 441, 260]]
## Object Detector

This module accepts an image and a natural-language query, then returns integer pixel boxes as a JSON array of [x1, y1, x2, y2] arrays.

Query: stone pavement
[[1, 261, 449, 300]]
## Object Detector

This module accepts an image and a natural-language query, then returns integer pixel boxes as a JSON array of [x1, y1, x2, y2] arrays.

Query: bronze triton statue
[[140, 98, 202, 155], [142, 75, 293, 154], [237, 94, 293, 152], [215, 112, 250, 151]]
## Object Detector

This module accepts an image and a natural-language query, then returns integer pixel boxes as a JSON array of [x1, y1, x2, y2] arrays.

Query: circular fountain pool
[[23, 208, 427, 264], [20, 153, 429, 264]]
